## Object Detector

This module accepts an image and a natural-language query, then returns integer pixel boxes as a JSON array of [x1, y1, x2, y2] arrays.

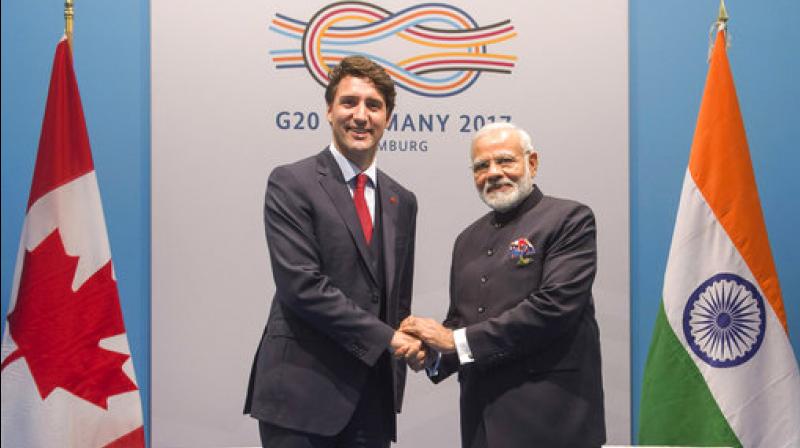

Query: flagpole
[[65, 0, 74, 51]]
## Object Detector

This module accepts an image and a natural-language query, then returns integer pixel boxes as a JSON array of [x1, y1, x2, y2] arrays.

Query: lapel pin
[[389, 196, 398, 204]]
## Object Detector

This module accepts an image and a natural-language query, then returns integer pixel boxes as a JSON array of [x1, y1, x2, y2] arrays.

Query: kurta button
[[487, 249, 494, 256], [477, 306, 486, 313], [371, 292, 380, 303], [480, 276, 487, 283]]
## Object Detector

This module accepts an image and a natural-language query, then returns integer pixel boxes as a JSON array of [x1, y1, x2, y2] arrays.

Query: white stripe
[[1, 356, 142, 447], [663, 171, 800, 447]]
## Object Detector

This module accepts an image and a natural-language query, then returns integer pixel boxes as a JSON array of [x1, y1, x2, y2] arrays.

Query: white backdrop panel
[[152, 1, 629, 446]]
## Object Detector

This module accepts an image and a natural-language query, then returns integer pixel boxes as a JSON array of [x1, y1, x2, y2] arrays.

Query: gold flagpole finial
[[65, 0, 74, 51], [718, 0, 729, 25], [708, 0, 730, 60]]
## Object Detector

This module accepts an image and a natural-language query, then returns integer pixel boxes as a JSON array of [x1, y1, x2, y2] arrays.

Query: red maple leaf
[[1, 229, 137, 409]]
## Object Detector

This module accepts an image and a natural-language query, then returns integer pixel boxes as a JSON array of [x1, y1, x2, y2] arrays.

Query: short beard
[[479, 164, 534, 213]]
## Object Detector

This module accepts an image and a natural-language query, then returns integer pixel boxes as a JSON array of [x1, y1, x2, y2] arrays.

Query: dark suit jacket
[[432, 186, 605, 448], [245, 149, 417, 438]]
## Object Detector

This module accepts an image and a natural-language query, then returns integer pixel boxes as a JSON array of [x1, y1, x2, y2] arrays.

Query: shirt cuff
[[453, 328, 474, 365]]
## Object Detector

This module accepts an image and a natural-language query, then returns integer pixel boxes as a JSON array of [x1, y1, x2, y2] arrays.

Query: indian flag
[[638, 24, 800, 448]]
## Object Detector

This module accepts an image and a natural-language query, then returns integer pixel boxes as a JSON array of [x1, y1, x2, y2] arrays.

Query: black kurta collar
[[490, 185, 544, 227]]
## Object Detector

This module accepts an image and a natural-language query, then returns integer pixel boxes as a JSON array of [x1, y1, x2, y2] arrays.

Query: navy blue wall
[[0, 0, 150, 441], [630, 0, 800, 441], [2, 0, 798, 444]]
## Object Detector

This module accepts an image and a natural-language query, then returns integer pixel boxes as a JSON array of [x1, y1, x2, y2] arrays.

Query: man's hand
[[390, 331, 421, 357], [405, 344, 429, 372], [400, 316, 455, 354], [390, 331, 429, 372]]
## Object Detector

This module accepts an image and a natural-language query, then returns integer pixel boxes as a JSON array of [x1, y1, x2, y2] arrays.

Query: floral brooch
[[509, 238, 535, 266]]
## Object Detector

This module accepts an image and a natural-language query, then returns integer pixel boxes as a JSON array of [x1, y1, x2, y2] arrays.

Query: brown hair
[[325, 55, 396, 115]]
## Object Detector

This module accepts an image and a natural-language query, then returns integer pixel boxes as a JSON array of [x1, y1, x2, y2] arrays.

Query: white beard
[[479, 165, 534, 213]]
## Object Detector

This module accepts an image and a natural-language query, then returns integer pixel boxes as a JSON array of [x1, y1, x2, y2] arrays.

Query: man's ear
[[528, 151, 539, 177]]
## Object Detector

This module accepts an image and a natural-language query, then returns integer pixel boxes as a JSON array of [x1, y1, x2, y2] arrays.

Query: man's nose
[[486, 161, 503, 178], [353, 103, 367, 122]]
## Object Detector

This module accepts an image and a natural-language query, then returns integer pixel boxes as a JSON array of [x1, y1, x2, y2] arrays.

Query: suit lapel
[[316, 150, 379, 284], [378, 171, 399, 301]]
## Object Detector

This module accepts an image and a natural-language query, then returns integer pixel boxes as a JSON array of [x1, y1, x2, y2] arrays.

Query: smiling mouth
[[484, 180, 517, 195], [347, 128, 373, 139], [487, 183, 511, 193]]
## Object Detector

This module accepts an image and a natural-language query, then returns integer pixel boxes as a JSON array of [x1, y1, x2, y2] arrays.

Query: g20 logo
[[269, 2, 518, 97]]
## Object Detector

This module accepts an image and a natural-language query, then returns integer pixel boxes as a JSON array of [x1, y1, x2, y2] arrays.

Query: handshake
[[390, 316, 457, 372]]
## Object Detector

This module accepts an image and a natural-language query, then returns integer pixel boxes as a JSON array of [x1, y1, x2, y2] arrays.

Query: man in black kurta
[[401, 122, 605, 448]]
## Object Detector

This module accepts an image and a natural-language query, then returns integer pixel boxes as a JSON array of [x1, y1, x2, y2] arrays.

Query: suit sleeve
[[464, 204, 597, 368], [428, 235, 466, 383], [265, 166, 395, 366], [393, 191, 417, 411], [396, 192, 418, 323]]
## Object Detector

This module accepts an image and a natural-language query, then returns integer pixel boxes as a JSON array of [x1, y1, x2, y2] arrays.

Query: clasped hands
[[391, 316, 456, 372]]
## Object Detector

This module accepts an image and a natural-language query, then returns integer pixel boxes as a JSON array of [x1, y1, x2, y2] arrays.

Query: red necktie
[[353, 173, 373, 244]]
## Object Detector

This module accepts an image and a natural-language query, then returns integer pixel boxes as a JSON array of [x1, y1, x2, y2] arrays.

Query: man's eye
[[472, 162, 489, 173]]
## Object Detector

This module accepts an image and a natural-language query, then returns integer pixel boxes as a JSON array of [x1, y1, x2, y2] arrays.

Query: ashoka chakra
[[682, 273, 766, 368]]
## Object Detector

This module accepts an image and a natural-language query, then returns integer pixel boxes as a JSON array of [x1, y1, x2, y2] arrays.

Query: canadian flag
[[1, 38, 144, 447]]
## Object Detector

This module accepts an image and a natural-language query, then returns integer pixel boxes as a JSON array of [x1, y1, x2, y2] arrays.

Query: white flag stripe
[[663, 171, 800, 447], [1, 352, 142, 447]]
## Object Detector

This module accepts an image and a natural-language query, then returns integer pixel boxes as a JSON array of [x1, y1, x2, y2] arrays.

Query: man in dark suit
[[245, 55, 420, 448], [401, 122, 606, 448]]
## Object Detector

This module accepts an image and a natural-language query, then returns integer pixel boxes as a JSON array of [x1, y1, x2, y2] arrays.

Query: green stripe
[[639, 302, 741, 447]]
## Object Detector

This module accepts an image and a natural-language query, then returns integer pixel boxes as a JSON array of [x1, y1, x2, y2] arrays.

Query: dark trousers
[[462, 415, 487, 448], [259, 367, 392, 448]]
